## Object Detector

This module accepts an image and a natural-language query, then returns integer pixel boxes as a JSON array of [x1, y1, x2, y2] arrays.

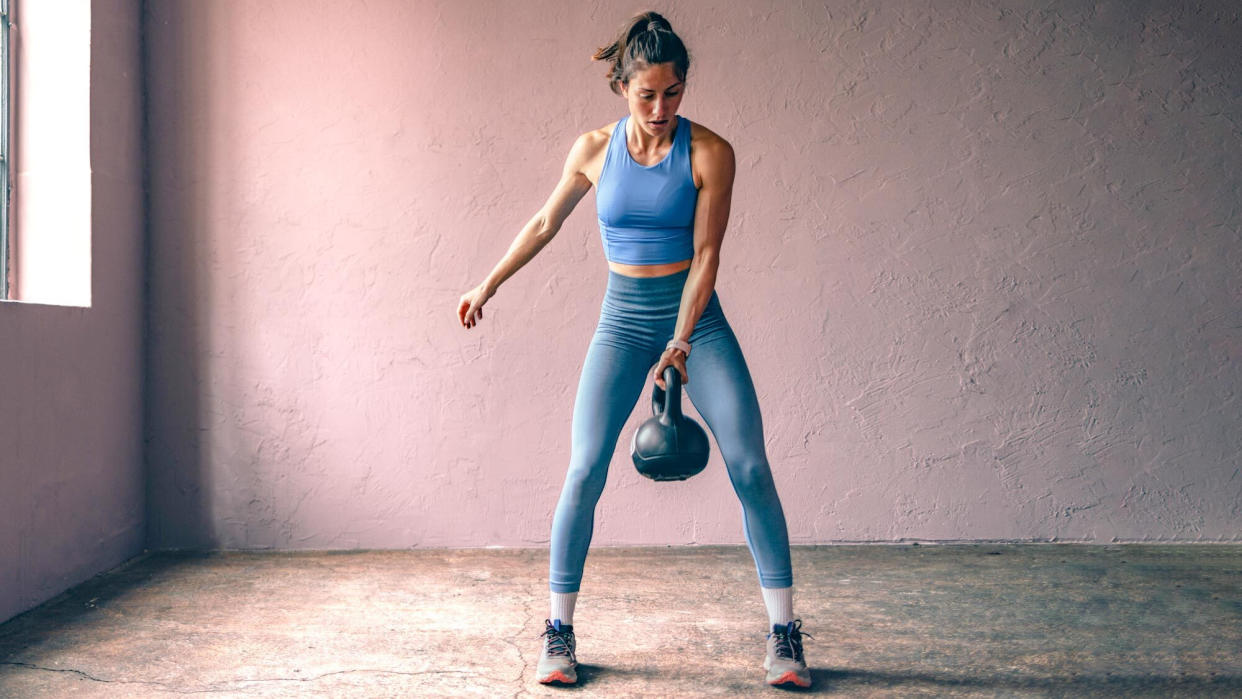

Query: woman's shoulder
[[569, 121, 619, 158], [686, 118, 731, 152], [686, 118, 735, 170], [560, 121, 620, 182]]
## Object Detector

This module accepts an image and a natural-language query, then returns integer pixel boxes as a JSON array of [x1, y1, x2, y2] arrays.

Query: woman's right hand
[[458, 283, 495, 329]]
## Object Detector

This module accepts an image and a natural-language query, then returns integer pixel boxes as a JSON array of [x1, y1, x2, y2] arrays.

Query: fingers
[[458, 291, 486, 329], [652, 358, 689, 390]]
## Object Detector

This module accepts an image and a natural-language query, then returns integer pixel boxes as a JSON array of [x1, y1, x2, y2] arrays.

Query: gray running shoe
[[763, 619, 812, 688], [536, 618, 578, 684]]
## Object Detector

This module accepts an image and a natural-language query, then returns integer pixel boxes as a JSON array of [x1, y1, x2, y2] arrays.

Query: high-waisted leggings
[[548, 267, 793, 593]]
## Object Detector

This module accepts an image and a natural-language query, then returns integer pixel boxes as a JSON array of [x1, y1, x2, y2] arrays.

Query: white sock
[[761, 586, 795, 628], [550, 591, 578, 627]]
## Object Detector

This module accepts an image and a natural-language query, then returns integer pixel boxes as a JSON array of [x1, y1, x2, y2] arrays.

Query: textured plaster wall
[[145, 0, 1241, 552], [0, 0, 146, 624]]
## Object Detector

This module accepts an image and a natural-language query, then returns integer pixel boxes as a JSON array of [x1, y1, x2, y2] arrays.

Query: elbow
[[535, 213, 559, 242]]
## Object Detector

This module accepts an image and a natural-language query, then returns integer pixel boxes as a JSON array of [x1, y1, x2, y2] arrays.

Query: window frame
[[0, 0, 10, 299]]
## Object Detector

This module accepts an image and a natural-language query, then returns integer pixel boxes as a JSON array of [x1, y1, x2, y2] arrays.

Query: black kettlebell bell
[[630, 365, 710, 481]]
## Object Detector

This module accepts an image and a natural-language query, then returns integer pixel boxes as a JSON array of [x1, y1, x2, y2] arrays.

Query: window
[[1, 0, 91, 307]]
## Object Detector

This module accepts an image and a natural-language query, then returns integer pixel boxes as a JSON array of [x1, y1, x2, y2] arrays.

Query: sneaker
[[763, 619, 812, 688], [536, 618, 578, 684]]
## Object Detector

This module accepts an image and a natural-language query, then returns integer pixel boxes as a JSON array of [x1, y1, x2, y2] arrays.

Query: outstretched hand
[[458, 283, 494, 329], [652, 347, 688, 391]]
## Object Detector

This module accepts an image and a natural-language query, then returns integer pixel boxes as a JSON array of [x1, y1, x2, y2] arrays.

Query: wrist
[[666, 338, 691, 357]]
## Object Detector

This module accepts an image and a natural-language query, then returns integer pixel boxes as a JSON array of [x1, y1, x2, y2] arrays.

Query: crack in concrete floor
[[2, 661, 516, 694]]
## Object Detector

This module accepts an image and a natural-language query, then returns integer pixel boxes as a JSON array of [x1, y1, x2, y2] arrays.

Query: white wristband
[[666, 339, 691, 357]]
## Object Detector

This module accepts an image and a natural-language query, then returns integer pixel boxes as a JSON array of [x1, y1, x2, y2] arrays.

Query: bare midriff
[[608, 258, 693, 278]]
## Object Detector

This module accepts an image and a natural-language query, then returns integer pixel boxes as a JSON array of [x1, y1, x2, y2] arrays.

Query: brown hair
[[591, 11, 690, 96]]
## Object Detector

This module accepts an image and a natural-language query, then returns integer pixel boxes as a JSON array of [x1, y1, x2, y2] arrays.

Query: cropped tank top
[[596, 115, 697, 265]]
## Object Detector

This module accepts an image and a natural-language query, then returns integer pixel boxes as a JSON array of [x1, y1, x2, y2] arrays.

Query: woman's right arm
[[459, 132, 599, 329]]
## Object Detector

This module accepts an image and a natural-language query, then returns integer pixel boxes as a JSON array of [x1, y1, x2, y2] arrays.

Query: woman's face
[[620, 62, 685, 138]]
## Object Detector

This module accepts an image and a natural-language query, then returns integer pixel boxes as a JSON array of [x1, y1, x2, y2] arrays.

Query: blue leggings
[[548, 267, 793, 593]]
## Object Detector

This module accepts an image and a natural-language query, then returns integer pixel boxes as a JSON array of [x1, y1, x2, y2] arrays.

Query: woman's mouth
[[650, 119, 669, 126]]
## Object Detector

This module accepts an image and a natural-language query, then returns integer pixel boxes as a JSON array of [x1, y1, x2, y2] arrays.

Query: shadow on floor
[[0, 551, 175, 655]]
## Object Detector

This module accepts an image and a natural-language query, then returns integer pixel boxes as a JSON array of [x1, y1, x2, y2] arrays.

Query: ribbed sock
[[761, 586, 795, 627], [550, 590, 578, 627]]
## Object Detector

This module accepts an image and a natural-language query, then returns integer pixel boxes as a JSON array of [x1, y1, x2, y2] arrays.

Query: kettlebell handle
[[652, 365, 684, 425]]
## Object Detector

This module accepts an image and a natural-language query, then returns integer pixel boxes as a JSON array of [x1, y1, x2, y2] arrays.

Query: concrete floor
[[0, 545, 1239, 697]]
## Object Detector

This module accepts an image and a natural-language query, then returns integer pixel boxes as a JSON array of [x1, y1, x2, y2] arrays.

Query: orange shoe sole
[[768, 670, 812, 688], [537, 670, 577, 685]]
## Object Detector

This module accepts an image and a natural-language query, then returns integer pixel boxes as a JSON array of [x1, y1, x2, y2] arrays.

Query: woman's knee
[[562, 450, 611, 500], [727, 457, 777, 497]]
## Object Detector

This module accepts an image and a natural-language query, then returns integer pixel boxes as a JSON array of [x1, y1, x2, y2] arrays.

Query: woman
[[456, 11, 811, 689]]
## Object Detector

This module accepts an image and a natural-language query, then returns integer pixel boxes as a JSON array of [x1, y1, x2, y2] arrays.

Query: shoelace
[[540, 621, 574, 658], [770, 619, 813, 661]]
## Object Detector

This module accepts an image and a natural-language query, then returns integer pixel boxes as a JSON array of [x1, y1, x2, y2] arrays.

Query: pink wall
[[145, 1, 1242, 551], [0, 0, 145, 624]]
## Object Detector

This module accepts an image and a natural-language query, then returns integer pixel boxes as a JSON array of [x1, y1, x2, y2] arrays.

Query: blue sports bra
[[596, 115, 697, 265]]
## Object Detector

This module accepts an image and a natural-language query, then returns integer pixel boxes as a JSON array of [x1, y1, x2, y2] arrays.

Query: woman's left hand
[[653, 347, 689, 391]]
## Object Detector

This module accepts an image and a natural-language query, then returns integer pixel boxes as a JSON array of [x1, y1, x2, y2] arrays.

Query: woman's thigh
[[682, 315, 768, 467], [568, 332, 653, 475]]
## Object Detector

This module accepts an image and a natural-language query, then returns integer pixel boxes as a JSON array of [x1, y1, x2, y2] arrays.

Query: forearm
[[482, 214, 555, 293], [672, 251, 720, 345]]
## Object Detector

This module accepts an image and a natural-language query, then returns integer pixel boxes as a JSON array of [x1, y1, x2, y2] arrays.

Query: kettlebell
[[630, 365, 710, 481]]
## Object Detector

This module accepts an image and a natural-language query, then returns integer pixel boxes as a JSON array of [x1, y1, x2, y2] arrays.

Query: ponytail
[[591, 11, 690, 95]]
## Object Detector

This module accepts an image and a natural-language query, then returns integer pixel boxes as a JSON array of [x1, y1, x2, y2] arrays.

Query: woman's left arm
[[654, 135, 736, 389]]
